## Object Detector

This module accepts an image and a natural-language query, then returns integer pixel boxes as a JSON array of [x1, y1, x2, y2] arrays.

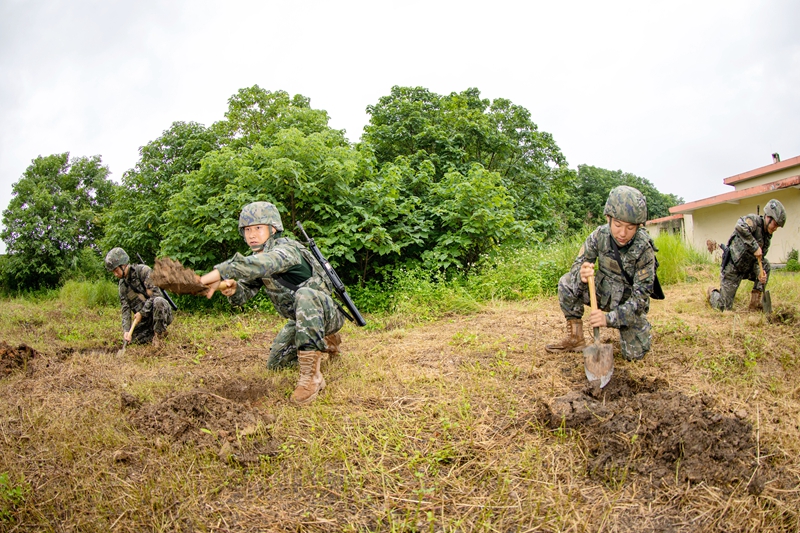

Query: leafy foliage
[[102, 122, 219, 264], [569, 165, 683, 228], [1, 153, 114, 289]]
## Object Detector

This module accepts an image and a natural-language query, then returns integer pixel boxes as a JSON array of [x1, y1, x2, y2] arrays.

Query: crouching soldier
[[198, 202, 344, 405], [545, 186, 656, 361], [105, 247, 174, 347], [708, 199, 786, 311]]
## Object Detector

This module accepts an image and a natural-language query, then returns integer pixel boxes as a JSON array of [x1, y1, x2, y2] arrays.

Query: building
[[646, 155, 800, 262]]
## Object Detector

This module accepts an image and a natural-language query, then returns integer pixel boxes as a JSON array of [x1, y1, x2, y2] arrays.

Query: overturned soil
[[544, 370, 782, 494], [0, 341, 37, 376], [127, 382, 278, 464]]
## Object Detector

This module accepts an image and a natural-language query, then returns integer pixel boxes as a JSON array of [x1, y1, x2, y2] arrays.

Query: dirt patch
[[213, 377, 272, 402], [0, 341, 37, 376], [127, 388, 278, 464], [768, 304, 797, 325], [545, 370, 782, 494]]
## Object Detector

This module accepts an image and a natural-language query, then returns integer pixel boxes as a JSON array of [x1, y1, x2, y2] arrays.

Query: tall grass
[[654, 232, 711, 285], [58, 280, 119, 308]]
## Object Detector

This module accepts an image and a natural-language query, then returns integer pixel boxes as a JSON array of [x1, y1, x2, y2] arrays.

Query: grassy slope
[[0, 265, 798, 532]]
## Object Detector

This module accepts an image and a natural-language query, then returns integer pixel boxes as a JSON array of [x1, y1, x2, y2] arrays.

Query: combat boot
[[545, 319, 587, 353], [291, 350, 326, 405], [749, 290, 763, 311]]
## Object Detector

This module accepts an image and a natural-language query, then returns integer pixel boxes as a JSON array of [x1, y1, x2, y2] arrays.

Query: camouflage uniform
[[214, 211, 344, 369], [708, 214, 772, 311], [557, 225, 656, 360], [110, 256, 173, 344]]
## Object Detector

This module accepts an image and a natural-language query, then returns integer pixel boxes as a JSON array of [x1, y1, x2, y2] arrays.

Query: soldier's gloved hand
[[579, 262, 595, 283], [755, 246, 763, 259], [588, 309, 607, 328]]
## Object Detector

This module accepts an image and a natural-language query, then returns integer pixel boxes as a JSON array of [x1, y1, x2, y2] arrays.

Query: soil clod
[[0, 341, 37, 376]]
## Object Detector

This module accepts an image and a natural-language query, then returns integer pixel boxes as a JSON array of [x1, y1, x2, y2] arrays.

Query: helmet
[[603, 186, 647, 224], [104, 247, 129, 271], [764, 199, 786, 228], [238, 201, 284, 235]]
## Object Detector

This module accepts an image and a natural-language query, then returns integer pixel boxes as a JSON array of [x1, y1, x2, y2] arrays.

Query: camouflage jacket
[[118, 264, 166, 332], [726, 214, 771, 272], [567, 225, 655, 328], [214, 234, 332, 320]]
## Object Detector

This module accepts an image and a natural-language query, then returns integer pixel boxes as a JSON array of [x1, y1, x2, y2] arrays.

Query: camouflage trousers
[[268, 287, 345, 369], [557, 272, 651, 361], [130, 297, 174, 344], [709, 259, 770, 311]]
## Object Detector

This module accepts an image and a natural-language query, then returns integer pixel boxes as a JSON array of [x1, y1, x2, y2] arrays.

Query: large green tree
[[101, 121, 219, 263], [361, 86, 572, 236], [1, 153, 114, 289], [570, 165, 683, 227]]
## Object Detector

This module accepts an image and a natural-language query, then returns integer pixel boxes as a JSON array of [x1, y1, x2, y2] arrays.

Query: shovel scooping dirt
[[584, 274, 613, 388]]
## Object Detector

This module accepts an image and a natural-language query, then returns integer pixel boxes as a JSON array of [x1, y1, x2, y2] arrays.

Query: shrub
[[786, 249, 800, 272]]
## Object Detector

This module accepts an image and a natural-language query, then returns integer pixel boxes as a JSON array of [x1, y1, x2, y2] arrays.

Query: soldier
[[707, 199, 786, 311], [198, 202, 344, 405], [545, 186, 656, 361], [105, 247, 174, 348]]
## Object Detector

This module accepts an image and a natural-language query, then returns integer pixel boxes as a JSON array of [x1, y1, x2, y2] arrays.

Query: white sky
[[2, 0, 799, 254]]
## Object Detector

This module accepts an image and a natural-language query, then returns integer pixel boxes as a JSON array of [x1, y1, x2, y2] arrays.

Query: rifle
[[296, 221, 366, 327], [136, 253, 178, 311]]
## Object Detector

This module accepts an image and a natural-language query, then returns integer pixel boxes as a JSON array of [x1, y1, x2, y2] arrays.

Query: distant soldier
[[198, 202, 344, 405], [545, 186, 657, 361], [105, 247, 173, 347], [708, 199, 786, 311]]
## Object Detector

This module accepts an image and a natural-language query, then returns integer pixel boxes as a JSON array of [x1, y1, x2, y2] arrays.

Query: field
[[0, 264, 799, 532]]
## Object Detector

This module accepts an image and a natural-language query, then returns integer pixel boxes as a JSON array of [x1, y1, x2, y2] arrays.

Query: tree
[[570, 165, 683, 227], [1, 153, 114, 289], [101, 121, 218, 262]]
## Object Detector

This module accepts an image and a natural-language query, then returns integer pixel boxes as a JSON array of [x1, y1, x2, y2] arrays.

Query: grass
[[0, 237, 797, 531]]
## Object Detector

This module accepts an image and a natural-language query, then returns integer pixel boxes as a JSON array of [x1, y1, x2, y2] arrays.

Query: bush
[[786, 249, 800, 272]]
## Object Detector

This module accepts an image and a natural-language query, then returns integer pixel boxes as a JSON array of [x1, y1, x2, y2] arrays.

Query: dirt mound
[[0, 341, 37, 376], [151, 257, 208, 296], [213, 378, 272, 402], [127, 388, 277, 463], [546, 372, 777, 493]]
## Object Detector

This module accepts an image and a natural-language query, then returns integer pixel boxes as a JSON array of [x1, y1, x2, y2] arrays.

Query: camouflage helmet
[[764, 199, 786, 228], [603, 186, 648, 224], [104, 247, 129, 271], [238, 201, 283, 235]]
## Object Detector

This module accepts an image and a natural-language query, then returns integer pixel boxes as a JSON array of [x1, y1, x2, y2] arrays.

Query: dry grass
[[0, 266, 799, 532]]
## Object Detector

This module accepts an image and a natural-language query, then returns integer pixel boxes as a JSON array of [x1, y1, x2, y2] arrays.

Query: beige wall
[[730, 166, 800, 191], [689, 189, 800, 262]]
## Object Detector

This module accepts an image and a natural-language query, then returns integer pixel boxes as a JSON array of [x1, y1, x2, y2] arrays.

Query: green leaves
[[1, 153, 114, 289]]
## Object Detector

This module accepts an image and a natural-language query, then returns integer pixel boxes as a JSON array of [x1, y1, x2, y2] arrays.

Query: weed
[[0, 473, 27, 523]]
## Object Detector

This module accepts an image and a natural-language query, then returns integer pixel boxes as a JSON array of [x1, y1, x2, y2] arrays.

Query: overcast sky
[[2, 0, 799, 254]]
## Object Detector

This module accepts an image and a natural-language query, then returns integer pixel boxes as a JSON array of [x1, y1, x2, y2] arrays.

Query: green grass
[[654, 232, 711, 285], [58, 280, 119, 308]]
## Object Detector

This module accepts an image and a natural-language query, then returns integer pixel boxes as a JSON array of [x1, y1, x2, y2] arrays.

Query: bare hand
[[759, 270, 767, 284], [123, 331, 132, 343], [220, 279, 237, 297], [580, 262, 595, 283], [755, 247, 763, 259], [588, 309, 607, 328], [199, 270, 222, 299]]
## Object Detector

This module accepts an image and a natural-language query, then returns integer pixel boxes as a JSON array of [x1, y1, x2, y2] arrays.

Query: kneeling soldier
[[105, 247, 174, 347]]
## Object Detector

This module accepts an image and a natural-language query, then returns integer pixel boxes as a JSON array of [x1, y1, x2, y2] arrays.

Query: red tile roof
[[646, 213, 684, 225], [723, 155, 800, 186], [670, 175, 800, 214]]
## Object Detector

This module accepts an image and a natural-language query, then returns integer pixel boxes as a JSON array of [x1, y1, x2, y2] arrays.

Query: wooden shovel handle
[[128, 313, 142, 337], [757, 257, 764, 277], [587, 274, 598, 312]]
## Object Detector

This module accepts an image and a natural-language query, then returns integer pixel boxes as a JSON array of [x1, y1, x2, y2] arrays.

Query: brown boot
[[749, 290, 763, 311], [291, 350, 326, 405], [324, 332, 342, 357], [545, 319, 587, 353]]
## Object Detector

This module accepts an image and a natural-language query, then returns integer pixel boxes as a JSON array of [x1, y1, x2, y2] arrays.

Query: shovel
[[117, 314, 142, 357], [584, 274, 614, 388], [757, 257, 772, 314]]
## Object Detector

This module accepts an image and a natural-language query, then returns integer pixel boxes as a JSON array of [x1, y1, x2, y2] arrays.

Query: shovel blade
[[762, 290, 772, 315], [584, 343, 614, 388]]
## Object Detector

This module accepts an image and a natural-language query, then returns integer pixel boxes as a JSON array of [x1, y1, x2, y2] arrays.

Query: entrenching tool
[[584, 274, 614, 388], [757, 257, 772, 314], [117, 314, 142, 357]]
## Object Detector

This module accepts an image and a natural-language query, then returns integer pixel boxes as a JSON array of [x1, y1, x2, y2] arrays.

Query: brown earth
[[151, 256, 209, 295], [0, 341, 37, 376]]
